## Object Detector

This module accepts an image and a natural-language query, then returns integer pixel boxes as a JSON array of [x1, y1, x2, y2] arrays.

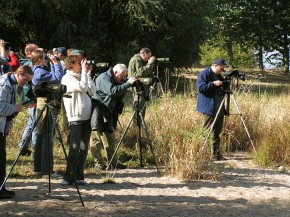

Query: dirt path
[[0, 152, 289, 217]]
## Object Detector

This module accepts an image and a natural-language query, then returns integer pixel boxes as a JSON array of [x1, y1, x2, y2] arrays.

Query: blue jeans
[[19, 107, 38, 149]]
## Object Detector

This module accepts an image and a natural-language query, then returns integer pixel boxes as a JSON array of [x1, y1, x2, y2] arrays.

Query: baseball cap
[[70, 49, 83, 55], [212, 57, 229, 67], [57, 47, 67, 56]]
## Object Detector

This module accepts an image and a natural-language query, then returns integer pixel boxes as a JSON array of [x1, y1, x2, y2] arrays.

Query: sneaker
[[50, 173, 63, 179], [60, 180, 70, 186], [76, 180, 88, 185]]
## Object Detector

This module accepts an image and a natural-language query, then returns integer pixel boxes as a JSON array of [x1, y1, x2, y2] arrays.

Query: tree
[[2, 0, 211, 67]]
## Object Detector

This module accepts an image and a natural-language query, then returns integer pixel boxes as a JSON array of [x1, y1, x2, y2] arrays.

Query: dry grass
[[5, 68, 290, 181]]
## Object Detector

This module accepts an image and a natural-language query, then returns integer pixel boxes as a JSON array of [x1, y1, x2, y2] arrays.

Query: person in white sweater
[[60, 54, 95, 185]]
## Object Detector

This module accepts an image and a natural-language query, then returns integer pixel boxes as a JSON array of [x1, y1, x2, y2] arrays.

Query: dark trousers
[[0, 133, 6, 193], [133, 93, 146, 126], [64, 120, 91, 182], [202, 110, 224, 156], [34, 111, 55, 174]]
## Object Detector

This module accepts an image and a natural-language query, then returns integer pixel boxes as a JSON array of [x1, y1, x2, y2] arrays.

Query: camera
[[27, 82, 67, 99], [224, 70, 246, 81], [4, 42, 10, 50], [46, 53, 60, 61], [96, 62, 109, 68], [86, 60, 94, 66], [133, 77, 160, 101], [133, 77, 160, 90], [221, 70, 246, 94], [7, 112, 18, 121], [156, 57, 170, 62]]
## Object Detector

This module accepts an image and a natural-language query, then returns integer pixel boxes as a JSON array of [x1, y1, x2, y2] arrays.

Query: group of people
[[0, 40, 159, 199], [0, 37, 229, 199]]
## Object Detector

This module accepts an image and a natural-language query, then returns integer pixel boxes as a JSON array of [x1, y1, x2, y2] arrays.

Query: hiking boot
[[0, 190, 15, 199], [215, 155, 227, 161], [4, 189, 15, 196], [115, 163, 127, 169], [50, 173, 63, 179], [96, 164, 107, 171], [20, 148, 32, 156], [76, 180, 88, 185], [60, 180, 70, 186]]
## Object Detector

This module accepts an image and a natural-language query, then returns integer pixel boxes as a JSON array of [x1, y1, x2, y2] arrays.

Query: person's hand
[[87, 69, 92, 77], [0, 39, 5, 56], [5, 127, 10, 136], [47, 54, 58, 64], [15, 104, 24, 113], [148, 56, 156, 64], [128, 77, 138, 85], [87, 64, 93, 72], [213, 80, 223, 86], [0, 39, 5, 47], [81, 59, 90, 73]]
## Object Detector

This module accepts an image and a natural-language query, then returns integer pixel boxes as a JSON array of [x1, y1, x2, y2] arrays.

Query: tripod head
[[133, 76, 160, 101], [221, 70, 246, 115], [223, 70, 246, 91], [25, 82, 69, 108]]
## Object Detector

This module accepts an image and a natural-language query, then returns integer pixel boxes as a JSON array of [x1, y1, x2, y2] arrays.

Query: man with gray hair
[[90, 64, 137, 170]]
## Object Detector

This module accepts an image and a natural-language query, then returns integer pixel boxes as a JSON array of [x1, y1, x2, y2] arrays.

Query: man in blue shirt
[[196, 57, 228, 161]]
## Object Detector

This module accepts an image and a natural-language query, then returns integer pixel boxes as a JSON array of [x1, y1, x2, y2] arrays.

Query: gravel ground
[[0, 152, 289, 217]]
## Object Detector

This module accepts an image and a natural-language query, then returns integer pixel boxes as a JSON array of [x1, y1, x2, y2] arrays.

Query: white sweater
[[61, 70, 96, 122]]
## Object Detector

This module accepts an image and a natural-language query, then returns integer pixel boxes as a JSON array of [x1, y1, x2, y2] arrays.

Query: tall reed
[[6, 88, 290, 180]]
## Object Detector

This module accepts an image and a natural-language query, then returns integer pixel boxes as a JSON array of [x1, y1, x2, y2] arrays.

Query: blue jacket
[[0, 74, 17, 133], [32, 63, 63, 85], [196, 66, 225, 115]]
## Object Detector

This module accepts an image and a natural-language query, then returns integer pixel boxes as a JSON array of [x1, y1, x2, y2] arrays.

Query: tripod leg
[[107, 110, 135, 170], [49, 105, 85, 207], [138, 112, 160, 172], [135, 93, 144, 167], [0, 104, 48, 192], [200, 96, 227, 155], [46, 107, 52, 193], [230, 94, 257, 154], [137, 118, 143, 167]]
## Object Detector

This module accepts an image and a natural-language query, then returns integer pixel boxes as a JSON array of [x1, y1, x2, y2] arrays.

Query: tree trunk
[[283, 33, 289, 74], [258, 46, 264, 71], [226, 39, 234, 65]]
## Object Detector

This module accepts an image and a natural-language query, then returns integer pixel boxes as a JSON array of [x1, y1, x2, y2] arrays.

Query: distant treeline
[[0, 0, 289, 71]]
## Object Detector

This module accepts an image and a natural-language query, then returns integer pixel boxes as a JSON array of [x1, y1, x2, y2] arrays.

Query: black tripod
[[107, 90, 159, 171], [201, 87, 257, 156], [0, 97, 85, 207]]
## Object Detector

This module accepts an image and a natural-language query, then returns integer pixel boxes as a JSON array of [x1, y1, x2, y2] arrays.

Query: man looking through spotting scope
[[90, 64, 137, 170], [196, 57, 229, 161], [128, 47, 156, 122]]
